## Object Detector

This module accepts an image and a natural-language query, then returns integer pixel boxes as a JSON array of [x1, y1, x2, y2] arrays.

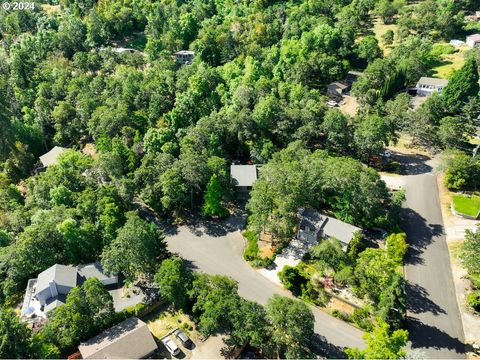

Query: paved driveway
[[393, 153, 465, 358], [164, 211, 364, 356]]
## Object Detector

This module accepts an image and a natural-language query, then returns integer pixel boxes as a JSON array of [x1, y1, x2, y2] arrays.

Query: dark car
[[174, 329, 192, 346]]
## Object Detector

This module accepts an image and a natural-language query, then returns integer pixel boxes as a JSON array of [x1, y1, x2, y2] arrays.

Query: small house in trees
[[230, 164, 259, 193], [21, 263, 118, 320], [174, 50, 195, 64], [415, 77, 448, 97], [296, 208, 361, 251], [78, 317, 158, 359], [327, 81, 349, 98], [466, 34, 480, 47], [38, 146, 68, 168]]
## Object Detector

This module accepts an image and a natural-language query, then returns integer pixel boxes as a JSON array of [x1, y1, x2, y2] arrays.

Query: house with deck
[[415, 77, 448, 97]]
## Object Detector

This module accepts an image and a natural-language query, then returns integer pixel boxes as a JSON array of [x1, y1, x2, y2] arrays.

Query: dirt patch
[[338, 95, 358, 117], [387, 135, 431, 157], [325, 296, 356, 315]]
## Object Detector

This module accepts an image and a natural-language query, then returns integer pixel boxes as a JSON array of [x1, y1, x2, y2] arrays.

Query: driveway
[[164, 210, 364, 357], [393, 153, 465, 358]]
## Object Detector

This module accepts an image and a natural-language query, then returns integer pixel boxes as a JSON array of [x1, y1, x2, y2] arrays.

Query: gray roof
[[416, 77, 448, 87], [44, 295, 66, 314], [175, 50, 194, 55], [299, 208, 361, 245], [328, 81, 349, 90], [79, 317, 158, 359], [39, 146, 68, 167], [467, 33, 480, 42], [77, 263, 116, 282], [35, 264, 77, 295], [230, 165, 258, 187]]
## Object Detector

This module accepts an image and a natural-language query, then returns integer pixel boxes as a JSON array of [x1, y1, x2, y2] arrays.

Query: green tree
[[460, 226, 480, 279], [154, 257, 193, 309], [0, 307, 32, 358], [202, 174, 228, 218], [101, 212, 168, 282], [386, 233, 408, 266], [382, 30, 395, 46], [442, 58, 479, 114], [345, 321, 408, 359], [266, 295, 314, 359]]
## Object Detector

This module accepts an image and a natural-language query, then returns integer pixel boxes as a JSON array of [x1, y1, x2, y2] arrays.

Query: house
[[39, 146, 68, 168], [466, 34, 480, 47], [327, 81, 349, 98], [21, 263, 118, 320], [78, 317, 158, 359], [230, 164, 259, 192], [296, 208, 361, 250], [449, 39, 465, 48], [174, 50, 195, 64], [415, 77, 448, 96]]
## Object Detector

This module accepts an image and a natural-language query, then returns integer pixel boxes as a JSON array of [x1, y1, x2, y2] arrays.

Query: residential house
[[466, 34, 480, 48], [39, 146, 68, 168], [449, 39, 465, 48], [327, 81, 349, 98], [296, 208, 361, 250], [21, 263, 118, 320], [174, 50, 195, 65], [230, 164, 259, 193], [415, 77, 448, 96], [78, 317, 158, 359]]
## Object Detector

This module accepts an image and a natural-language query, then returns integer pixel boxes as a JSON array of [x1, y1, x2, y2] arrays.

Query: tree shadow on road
[[401, 208, 444, 265], [309, 334, 345, 359], [405, 281, 446, 315], [391, 152, 433, 175], [406, 316, 465, 355]]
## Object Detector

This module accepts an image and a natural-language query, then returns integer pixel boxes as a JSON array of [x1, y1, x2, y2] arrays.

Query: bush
[[243, 230, 259, 261], [466, 290, 480, 312], [334, 266, 355, 287], [309, 238, 347, 271], [348, 231, 366, 263], [386, 233, 408, 265], [301, 281, 330, 307], [352, 308, 374, 331], [278, 265, 308, 296], [251, 256, 274, 268], [331, 309, 352, 322]]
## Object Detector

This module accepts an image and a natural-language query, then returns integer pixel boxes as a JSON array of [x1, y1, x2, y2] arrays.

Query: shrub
[[278, 265, 308, 296], [352, 307, 374, 331], [348, 231, 366, 263], [386, 233, 408, 265], [331, 309, 352, 322], [309, 238, 347, 271], [243, 230, 259, 261], [300, 281, 330, 306], [334, 266, 355, 287], [466, 290, 480, 312]]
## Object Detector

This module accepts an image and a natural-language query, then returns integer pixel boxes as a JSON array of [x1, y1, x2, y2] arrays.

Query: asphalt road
[[399, 154, 465, 358], [164, 214, 364, 356]]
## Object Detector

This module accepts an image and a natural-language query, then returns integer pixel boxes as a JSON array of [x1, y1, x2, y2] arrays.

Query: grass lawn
[[452, 194, 480, 218], [372, 17, 398, 55], [429, 42, 466, 79], [143, 305, 195, 339]]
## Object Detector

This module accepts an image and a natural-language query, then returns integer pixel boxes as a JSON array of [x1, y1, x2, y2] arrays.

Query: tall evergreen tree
[[442, 58, 479, 114], [202, 174, 228, 218]]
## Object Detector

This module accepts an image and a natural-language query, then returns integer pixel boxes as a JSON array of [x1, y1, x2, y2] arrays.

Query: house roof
[[328, 81, 349, 90], [77, 263, 117, 283], [416, 77, 448, 87], [39, 146, 68, 167], [467, 33, 480, 42], [299, 208, 361, 246], [175, 50, 195, 55], [44, 294, 67, 314], [79, 317, 158, 359], [36, 264, 77, 295], [230, 165, 258, 187]]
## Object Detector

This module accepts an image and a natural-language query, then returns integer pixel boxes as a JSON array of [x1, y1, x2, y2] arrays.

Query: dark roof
[[36, 264, 77, 294], [79, 317, 158, 359], [77, 263, 117, 283], [299, 208, 361, 245]]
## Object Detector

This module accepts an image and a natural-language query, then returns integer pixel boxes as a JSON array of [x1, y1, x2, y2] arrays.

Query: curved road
[[164, 215, 364, 356]]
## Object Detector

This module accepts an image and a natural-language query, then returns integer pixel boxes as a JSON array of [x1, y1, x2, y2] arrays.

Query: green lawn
[[452, 194, 480, 217]]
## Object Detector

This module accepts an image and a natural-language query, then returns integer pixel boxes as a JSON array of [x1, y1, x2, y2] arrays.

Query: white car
[[327, 100, 338, 107], [161, 337, 181, 356]]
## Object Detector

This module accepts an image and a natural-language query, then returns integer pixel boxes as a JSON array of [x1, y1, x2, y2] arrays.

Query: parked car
[[326, 100, 338, 107], [161, 337, 180, 356], [174, 329, 192, 346]]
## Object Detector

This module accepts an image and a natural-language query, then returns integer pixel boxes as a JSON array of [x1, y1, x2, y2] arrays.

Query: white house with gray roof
[[415, 77, 448, 96], [21, 263, 118, 320], [297, 208, 361, 250]]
